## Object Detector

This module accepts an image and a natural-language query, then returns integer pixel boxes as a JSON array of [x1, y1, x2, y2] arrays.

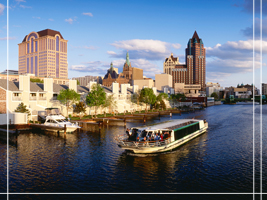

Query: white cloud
[[0, 4, 5, 15], [65, 18, 74, 24], [111, 39, 169, 54], [82, 12, 93, 17], [20, 5, 31, 8], [206, 39, 267, 79], [69, 62, 107, 74], [109, 39, 181, 61], [107, 51, 117, 55], [0, 37, 17, 40], [15, 0, 26, 2], [206, 39, 267, 60], [242, 17, 267, 39], [33, 16, 40, 19], [84, 46, 98, 50], [172, 43, 181, 49], [48, 18, 54, 21]]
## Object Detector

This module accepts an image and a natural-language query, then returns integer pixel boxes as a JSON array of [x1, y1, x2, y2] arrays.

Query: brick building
[[102, 52, 143, 87], [164, 31, 206, 91]]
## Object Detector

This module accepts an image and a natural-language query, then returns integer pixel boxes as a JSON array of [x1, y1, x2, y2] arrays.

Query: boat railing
[[118, 137, 172, 148]]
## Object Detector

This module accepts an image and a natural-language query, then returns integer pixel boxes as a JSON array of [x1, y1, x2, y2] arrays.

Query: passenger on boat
[[154, 133, 160, 140], [163, 132, 169, 139], [126, 128, 130, 137], [160, 133, 164, 141]]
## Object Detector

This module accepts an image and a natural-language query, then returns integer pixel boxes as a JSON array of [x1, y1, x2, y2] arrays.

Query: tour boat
[[117, 119, 208, 154], [43, 108, 81, 132]]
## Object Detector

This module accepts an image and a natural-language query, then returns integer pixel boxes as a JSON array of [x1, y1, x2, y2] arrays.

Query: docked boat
[[43, 108, 81, 132], [117, 119, 208, 154]]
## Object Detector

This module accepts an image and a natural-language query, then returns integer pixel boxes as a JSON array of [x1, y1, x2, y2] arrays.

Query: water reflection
[[0, 142, 7, 193], [4, 105, 266, 193]]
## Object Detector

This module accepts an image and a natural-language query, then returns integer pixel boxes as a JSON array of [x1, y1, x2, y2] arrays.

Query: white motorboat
[[43, 108, 81, 132], [117, 119, 208, 154]]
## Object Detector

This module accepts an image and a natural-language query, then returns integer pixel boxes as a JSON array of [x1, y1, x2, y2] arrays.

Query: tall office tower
[[18, 29, 68, 79], [185, 31, 206, 91]]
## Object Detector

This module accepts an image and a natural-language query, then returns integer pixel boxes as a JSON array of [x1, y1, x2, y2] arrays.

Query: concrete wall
[[155, 74, 172, 91], [0, 113, 28, 125]]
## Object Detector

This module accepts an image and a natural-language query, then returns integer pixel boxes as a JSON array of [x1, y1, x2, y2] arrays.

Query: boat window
[[174, 123, 199, 140]]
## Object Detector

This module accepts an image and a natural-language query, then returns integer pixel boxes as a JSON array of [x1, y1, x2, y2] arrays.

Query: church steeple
[[110, 62, 113, 71], [126, 51, 130, 66]]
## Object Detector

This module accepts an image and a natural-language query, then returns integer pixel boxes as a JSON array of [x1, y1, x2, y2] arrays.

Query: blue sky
[[0, 0, 266, 90]]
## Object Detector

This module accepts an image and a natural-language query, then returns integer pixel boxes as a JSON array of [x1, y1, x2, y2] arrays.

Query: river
[[0, 104, 266, 199]]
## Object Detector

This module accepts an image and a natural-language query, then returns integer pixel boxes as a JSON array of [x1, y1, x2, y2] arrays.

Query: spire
[[110, 62, 113, 71], [192, 31, 200, 41], [126, 51, 130, 66]]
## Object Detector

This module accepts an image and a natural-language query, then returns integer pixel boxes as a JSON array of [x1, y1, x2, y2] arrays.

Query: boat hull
[[118, 126, 208, 154]]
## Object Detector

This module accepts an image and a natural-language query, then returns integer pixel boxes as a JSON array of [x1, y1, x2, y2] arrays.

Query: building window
[[56, 36, 59, 51]]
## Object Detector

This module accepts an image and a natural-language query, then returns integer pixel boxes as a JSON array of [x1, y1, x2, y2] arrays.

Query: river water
[[0, 105, 266, 199]]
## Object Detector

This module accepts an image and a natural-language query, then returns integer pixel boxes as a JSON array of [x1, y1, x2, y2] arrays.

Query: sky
[[0, 0, 266, 90]]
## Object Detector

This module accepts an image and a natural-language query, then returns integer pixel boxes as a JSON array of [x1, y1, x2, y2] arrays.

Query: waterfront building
[[237, 83, 258, 95], [206, 82, 223, 97], [0, 74, 167, 119], [164, 31, 206, 92], [0, 74, 81, 119], [262, 83, 267, 95], [18, 29, 68, 79], [174, 83, 201, 97], [234, 87, 251, 98]]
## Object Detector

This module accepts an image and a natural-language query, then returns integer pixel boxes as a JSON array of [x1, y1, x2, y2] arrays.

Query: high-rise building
[[262, 83, 267, 95], [18, 29, 68, 79], [164, 31, 206, 91]]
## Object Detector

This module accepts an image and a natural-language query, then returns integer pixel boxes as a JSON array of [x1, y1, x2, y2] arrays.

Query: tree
[[102, 94, 117, 114], [77, 80, 80, 85], [211, 92, 219, 100], [86, 83, 106, 118], [139, 88, 157, 111], [74, 102, 86, 118], [30, 78, 43, 83], [14, 102, 31, 119], [57, 89, 80, 117]]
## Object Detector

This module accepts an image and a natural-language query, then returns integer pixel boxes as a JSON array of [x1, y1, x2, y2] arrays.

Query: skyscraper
[[185, 31, 206, 91], [18, 29, 68, 79], [164, 31, 206, 91]]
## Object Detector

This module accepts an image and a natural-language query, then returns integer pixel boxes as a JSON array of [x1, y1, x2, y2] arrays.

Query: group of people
[[126, 128, 170, 142]]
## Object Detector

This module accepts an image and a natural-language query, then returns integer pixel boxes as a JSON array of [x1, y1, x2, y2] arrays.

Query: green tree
[[30, 78, 44, 83], [153, 93, 169, 109], [139, 88, 157, 111], [77, 80, 80, 85], [57, 89, 80, 116], [102, 94, 117, 114], [74, 102, 86, 118], [86, 83, 106, 117], [14, 102, 31, 119], [211, 92, 219, 100]]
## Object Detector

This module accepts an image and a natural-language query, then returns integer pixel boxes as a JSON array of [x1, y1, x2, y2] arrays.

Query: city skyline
[[0, 0, 266, 90]]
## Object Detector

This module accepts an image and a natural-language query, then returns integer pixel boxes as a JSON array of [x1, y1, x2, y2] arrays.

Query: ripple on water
[[4, 105, 265, 193]]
